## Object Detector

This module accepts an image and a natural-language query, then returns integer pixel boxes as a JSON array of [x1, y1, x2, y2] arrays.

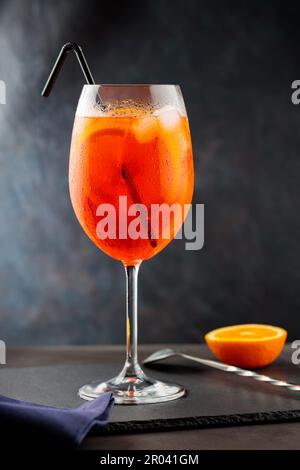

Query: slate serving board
[[0, 348, 300, 434]]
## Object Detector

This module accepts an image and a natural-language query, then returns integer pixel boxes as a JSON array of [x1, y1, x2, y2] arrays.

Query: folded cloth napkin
[[0, 392, 114, 448]]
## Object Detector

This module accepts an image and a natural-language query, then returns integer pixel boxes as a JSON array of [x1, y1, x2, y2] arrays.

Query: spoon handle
[[181, 353, 300, 392]]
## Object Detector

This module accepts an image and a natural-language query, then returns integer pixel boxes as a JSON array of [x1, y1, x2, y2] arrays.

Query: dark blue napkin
[[0, 392, 114, 448]]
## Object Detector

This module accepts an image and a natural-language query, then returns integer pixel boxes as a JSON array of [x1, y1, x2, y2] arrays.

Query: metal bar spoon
[[143, 348, 300, 392]]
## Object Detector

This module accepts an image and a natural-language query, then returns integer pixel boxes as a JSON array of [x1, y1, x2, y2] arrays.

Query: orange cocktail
[[69, 85, 194, 404], [69, 105, 194, 265]]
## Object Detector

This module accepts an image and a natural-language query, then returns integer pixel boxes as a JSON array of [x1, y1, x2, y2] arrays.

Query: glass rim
[[82, 84, 181, 88]]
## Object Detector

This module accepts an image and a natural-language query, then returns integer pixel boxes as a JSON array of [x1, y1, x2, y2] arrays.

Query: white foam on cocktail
[[154, 105, 181, 131]]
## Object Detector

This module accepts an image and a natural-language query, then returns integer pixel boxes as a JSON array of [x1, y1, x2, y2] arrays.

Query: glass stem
[[124, 264, 143, 377]]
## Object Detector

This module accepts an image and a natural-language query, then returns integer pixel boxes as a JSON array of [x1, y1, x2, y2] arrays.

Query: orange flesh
[[214, 326, 281, 341]]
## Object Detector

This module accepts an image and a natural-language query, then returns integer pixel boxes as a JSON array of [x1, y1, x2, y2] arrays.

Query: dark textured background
[[0, 0, 299, 346]]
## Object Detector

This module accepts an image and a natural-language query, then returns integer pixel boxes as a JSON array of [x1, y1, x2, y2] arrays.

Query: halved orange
[[205, 324, 287, 369]]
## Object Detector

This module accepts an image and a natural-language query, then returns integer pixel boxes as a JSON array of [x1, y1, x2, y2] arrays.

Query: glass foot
[[78, 367, 186, 404]]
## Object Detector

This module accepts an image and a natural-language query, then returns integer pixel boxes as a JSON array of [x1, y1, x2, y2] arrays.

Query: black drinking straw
[[41, 42, 95, 97]]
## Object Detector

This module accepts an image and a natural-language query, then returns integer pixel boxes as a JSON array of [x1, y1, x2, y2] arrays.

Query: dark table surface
[[6, 344, 300, 450]]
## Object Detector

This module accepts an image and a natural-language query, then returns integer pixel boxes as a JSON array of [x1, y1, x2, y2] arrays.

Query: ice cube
[[154, 105, 181, 131], [132, 116, 157, 143]]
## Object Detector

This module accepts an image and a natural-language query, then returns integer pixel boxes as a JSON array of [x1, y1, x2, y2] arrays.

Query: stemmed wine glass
[[69, 84, 194, 404]]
